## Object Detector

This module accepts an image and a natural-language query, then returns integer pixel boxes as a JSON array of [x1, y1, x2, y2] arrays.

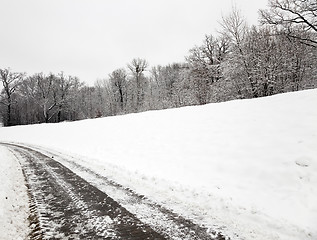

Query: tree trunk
[[57, 107, 62, 122], [7, 102, 11, 126], [119, 88, 124, 110]]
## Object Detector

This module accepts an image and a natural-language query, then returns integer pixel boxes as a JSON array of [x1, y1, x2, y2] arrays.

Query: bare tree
[[23, 73, 59, 123], [36, 73, 59, 123], [0, 68, 24, 126], [109, 68, 127, 112], [186, 34, 230, 104], [53, 72, 82, 122], [260, 0, 317, 47], [127, 58, 148, 111], [220, 8, 260, 98]]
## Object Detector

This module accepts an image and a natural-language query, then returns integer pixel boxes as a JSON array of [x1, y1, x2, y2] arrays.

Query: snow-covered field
[[0, 89, 316, 240]]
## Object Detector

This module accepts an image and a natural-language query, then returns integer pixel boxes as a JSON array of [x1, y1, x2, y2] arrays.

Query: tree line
[[1, 0, 316, 127]]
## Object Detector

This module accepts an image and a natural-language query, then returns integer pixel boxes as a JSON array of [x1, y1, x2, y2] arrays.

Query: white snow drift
[[0, 89, 316, 240]]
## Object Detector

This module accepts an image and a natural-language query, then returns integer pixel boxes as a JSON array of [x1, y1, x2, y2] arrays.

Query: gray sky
[[0, 0, 268, 85]]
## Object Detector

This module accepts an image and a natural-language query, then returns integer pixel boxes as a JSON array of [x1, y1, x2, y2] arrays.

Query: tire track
[[4, 143, 229, 240], [8, 145, 165, 239]]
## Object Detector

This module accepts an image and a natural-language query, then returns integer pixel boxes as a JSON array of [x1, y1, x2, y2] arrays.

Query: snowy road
[[3, 143, 226, 240]]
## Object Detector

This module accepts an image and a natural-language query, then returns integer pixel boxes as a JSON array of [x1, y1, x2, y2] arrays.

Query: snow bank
[[0, 89, 316, 240], [0, 146, 29, 240]]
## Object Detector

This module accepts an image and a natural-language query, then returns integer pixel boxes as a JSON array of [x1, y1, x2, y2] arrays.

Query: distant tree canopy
[[1, 0, 317, 127]]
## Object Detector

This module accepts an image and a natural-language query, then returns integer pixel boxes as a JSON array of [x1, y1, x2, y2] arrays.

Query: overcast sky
[[0, 0, 268, 85]]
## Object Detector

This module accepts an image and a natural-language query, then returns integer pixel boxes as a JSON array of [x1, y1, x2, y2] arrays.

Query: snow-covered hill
[[1, 89, 316, 240]]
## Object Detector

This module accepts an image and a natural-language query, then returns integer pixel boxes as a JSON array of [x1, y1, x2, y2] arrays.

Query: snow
[[1, 89, 317, 240], [0, 145, 29, 240]]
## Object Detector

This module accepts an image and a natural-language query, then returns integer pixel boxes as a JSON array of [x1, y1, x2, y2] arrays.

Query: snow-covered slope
[[1, 89, 316, 240]]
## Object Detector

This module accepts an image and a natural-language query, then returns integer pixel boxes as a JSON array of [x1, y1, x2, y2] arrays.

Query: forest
[[1, 0, 316, 127]]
